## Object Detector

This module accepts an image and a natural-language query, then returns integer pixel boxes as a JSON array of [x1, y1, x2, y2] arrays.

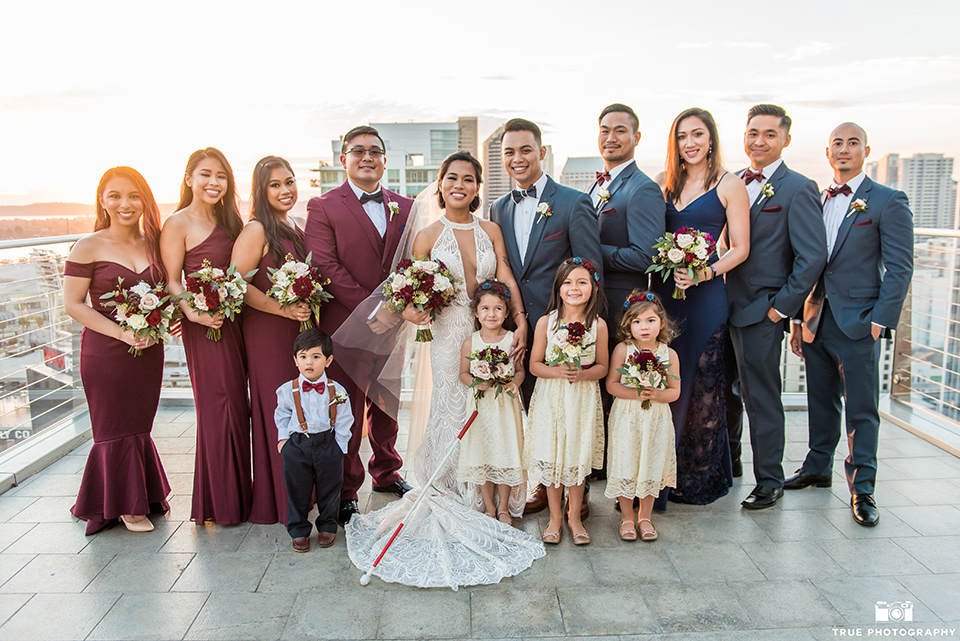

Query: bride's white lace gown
[[346, 215, 545, 589]]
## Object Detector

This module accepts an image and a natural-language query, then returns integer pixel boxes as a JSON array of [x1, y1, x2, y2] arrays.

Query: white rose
[[675, 233, 694, 249], [433, 275, 451, 292], [139, 292, 160, 310], [391, 274, 406, 291], [694, 246, 708, 260], [404, 276, 416, 288], [553, 328, 569, 346], [415, 261, 437, 274], [218, 286, 228, 300], [212, 268, 225, 278], [285, 285, 296, 300], [648, 371, 663, 388], [127, 314, 148, 330], [130, 281, 151, 297], [694, 236, 708, 250], [274, 272, 290, 287], [494, 362, 513, 378], [471, 361, 492, 379], [667, 247, 685, 263], [291, 262, 310, 277], [114, 309, 127, 322], [563, 344, 580, 359], [536, 202, 550, 214], [193, 293, 209, 311]]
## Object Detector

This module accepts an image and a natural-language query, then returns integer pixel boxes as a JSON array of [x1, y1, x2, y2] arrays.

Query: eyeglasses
[[345, 147, 385, 159]]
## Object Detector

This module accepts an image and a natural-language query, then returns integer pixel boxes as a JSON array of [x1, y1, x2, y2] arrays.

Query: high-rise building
[[866, 153, 900, 188], [458, 117, 478, 158], [481, 126, 510, 217], [559, 157, 604, 193], [901, 153, 957, 229]]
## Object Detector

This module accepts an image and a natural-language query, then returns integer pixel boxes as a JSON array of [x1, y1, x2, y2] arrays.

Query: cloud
[[778, 41, 836, 62], [678, 41, 769, 50]]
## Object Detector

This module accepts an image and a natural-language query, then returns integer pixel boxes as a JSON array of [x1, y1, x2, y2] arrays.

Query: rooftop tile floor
[[0, 404, 957, 640]]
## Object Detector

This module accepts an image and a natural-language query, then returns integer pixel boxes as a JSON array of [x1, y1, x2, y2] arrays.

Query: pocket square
[[544, 231, 564, 241], [599, 207, 617, 216], [852, 219, 872, 227], [761, 205, 782, 213]]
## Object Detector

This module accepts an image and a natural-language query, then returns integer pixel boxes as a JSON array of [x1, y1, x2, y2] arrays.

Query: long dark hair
[[176, 147, 243, 239], [95, 166, 165, 280], [250, 156, 305, 265], [546, 258, 606, 330], [664, 107, 722, 203]]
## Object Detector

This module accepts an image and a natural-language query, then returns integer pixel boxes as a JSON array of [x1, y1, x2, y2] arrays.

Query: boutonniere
[[847, 198, 867, 218], [329, 386, 349, 407], [387, 201, 400, 222], [536, 202, 552, 224], [598, 188, 610, 204], [757, 182, 774, 205]]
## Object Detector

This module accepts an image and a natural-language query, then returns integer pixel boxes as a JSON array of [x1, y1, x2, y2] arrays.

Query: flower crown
[[476, 280, 511, 298], [624, 292, 661, 309], [563, 257, 600, 282]]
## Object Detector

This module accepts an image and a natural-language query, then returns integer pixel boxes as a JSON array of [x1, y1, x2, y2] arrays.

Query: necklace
[[440, 215, 477, 231]]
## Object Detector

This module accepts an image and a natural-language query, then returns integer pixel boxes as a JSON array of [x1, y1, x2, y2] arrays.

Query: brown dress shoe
[[524, 484, 548, 514], [317, 531, 337, 548], [292, 536, 310, 553]]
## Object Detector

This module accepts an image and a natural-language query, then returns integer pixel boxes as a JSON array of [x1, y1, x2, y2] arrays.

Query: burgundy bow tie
[[302, 380, 325, 394], [743, 169, 765, 185], [826, 184, 852, 199], [596, 171, 611, 186]]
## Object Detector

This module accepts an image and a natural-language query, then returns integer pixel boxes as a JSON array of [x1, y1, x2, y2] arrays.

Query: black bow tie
[[511, 185, 537, 204], [359, 191, 383, 205]]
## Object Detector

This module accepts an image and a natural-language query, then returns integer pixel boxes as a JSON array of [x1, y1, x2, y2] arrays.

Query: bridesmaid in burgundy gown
[[160, 148, 251, 524], [232, 156, 312, 524], [63, 167, 171, 535]]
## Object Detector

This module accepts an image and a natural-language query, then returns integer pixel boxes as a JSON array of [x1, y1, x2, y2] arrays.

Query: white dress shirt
[[513, 172, 549, 262], [348, 179, 386, 237], [274, 373, 354, 453], [588, 159, 631, 208], [823, 171, 866, 257], [745, 157, 784, 205]]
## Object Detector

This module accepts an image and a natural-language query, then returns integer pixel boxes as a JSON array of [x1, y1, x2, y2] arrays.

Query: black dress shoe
[[851, 493, 880, 526], [337, 499, 359, 526], [741, 485, 783, 510], [731, 459, 743, 478], [372, 480, 413, 497], [783, 467, 832, 490]]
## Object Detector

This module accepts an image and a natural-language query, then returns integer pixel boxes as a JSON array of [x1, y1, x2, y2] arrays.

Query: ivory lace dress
[[345, 215, 544, 589]]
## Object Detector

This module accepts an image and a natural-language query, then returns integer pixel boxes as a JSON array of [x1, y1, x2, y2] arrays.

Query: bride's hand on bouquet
[[281, 302, 311, 324], [401, 304, 430, 326]]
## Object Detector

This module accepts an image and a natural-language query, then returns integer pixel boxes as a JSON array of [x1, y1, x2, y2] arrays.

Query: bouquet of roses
[[467, 345, 515, 400], [545, 321, 596, 370], [99, 277, 176, 356], [646, 226, 716, 300], [267, 252, 333, 331], [382, 257, 458, 342], [180, 259, 253, 341], [616, 349, 675, 409]]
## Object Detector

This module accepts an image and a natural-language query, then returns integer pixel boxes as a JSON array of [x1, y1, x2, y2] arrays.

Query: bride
[[343, 151, 545, 589]]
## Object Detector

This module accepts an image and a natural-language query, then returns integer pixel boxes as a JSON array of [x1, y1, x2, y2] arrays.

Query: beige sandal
[[542, 525, 562, 544], [120, 515, 154, 532], [637, 518, 658, 541], [497, 511, 513, 526]]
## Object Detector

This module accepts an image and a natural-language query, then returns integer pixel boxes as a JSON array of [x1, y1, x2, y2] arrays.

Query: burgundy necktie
[[743, 168, 765, 185], [596, 171, 611, 186], [302, 380, 326, 394], [826, 184, 852, 199]]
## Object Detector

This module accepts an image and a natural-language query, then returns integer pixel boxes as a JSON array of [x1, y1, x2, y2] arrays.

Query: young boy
[[275, 329, 353, 552]]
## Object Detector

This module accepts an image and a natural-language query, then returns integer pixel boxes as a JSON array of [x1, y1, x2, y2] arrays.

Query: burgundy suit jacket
[[304, 182, 412, 336]]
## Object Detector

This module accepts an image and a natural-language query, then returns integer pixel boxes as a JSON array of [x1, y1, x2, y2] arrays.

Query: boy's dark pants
[[282, 431, 343, 538]]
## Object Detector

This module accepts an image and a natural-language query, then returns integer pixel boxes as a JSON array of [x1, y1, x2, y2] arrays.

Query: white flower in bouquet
[[471, 360, 492, 379], [131, 281, 152, 297], [291, 262, 310, 277], [667, 247, 685, 263], [212, 267, 225, 278], [391, 274, 406, 290], [128, 314, 148, 330], [193, 293, 209, 311], [139, 292, 160, 310], [413, 291, 428, 305], [494, 362, 513, 378], [563, 343, 580, 359], [675, 233, 694, 249], [217, 286, 228, 300], [433, 274, 452, 292], [554, 328, 569, 345], [415, 260, 437, 274], [114, 309, 127, 322], [694, 246, 708, 260]]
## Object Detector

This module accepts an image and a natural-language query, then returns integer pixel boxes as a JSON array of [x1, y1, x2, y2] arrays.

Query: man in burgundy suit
[[305, 125, 414, 525]]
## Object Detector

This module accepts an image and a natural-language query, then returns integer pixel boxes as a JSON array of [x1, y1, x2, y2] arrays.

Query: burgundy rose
[[146, 310, 161, 326]]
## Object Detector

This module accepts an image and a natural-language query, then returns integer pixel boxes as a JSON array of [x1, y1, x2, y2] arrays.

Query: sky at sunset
[[2, 0, 959, 207]]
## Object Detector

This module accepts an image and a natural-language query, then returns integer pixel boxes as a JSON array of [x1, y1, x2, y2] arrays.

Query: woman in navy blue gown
[[653, 108, 750, 507]]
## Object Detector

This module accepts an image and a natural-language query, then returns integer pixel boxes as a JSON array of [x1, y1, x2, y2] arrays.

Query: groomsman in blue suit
[[727, 104, 827, 510], [590, 104, 665, 484], [490, 117, 603, 516], [788, 122, 913, 526]]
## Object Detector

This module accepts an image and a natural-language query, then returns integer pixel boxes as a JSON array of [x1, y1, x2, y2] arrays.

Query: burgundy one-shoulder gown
[[181, 225, 252, 524], [67, 260, 171, 535], [244, 235, 303, 524]]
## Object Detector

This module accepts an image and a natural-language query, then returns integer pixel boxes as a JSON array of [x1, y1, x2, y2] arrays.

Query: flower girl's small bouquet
[[180, 260, 252, 340], [646, 226, 717, 300], [382, 257, 459, 342], [99, 277, 176, 356], [545, 321, 596, 370], [467, 345, 515, 400], [617, 349, 676, 409], [267, 252, 333, 331]]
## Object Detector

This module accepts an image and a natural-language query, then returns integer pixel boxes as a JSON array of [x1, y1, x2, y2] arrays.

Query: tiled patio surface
[[0, 403, 958, 640]]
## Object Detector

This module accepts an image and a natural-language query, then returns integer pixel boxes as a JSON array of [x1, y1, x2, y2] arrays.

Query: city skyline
[[2, 0, 960, 206]]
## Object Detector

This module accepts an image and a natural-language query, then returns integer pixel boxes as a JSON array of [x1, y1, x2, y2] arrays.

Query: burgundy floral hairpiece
[[624, 292, 661, 309], [562, 257, 600, 282]]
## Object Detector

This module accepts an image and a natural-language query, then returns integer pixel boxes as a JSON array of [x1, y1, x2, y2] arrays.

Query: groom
[[305, 125, 414, 526], [490, 117, 603, 516], [727, 104, 827, 510]]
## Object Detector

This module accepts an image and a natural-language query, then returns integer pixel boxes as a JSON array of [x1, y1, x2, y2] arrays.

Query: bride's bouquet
[[617, 349, 675, 409], [382, 257, 459, 342], [646, 227, 716, 300], [180, 259, 252, 341], [267, 252, 333, 331], [466, 345, 515, 400], [99, 277, 177, 356], [545, 321, 595, 370]]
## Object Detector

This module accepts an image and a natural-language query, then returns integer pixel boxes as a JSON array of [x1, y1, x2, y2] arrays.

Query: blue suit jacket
[[803, 176, 914, 341], [596, 161, 665, 295], [727, 162, 827, 326], [490, 174, 603, 326]]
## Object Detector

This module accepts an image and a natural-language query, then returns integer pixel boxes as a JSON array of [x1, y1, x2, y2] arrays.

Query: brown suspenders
[[290, 380, 338, 434]]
